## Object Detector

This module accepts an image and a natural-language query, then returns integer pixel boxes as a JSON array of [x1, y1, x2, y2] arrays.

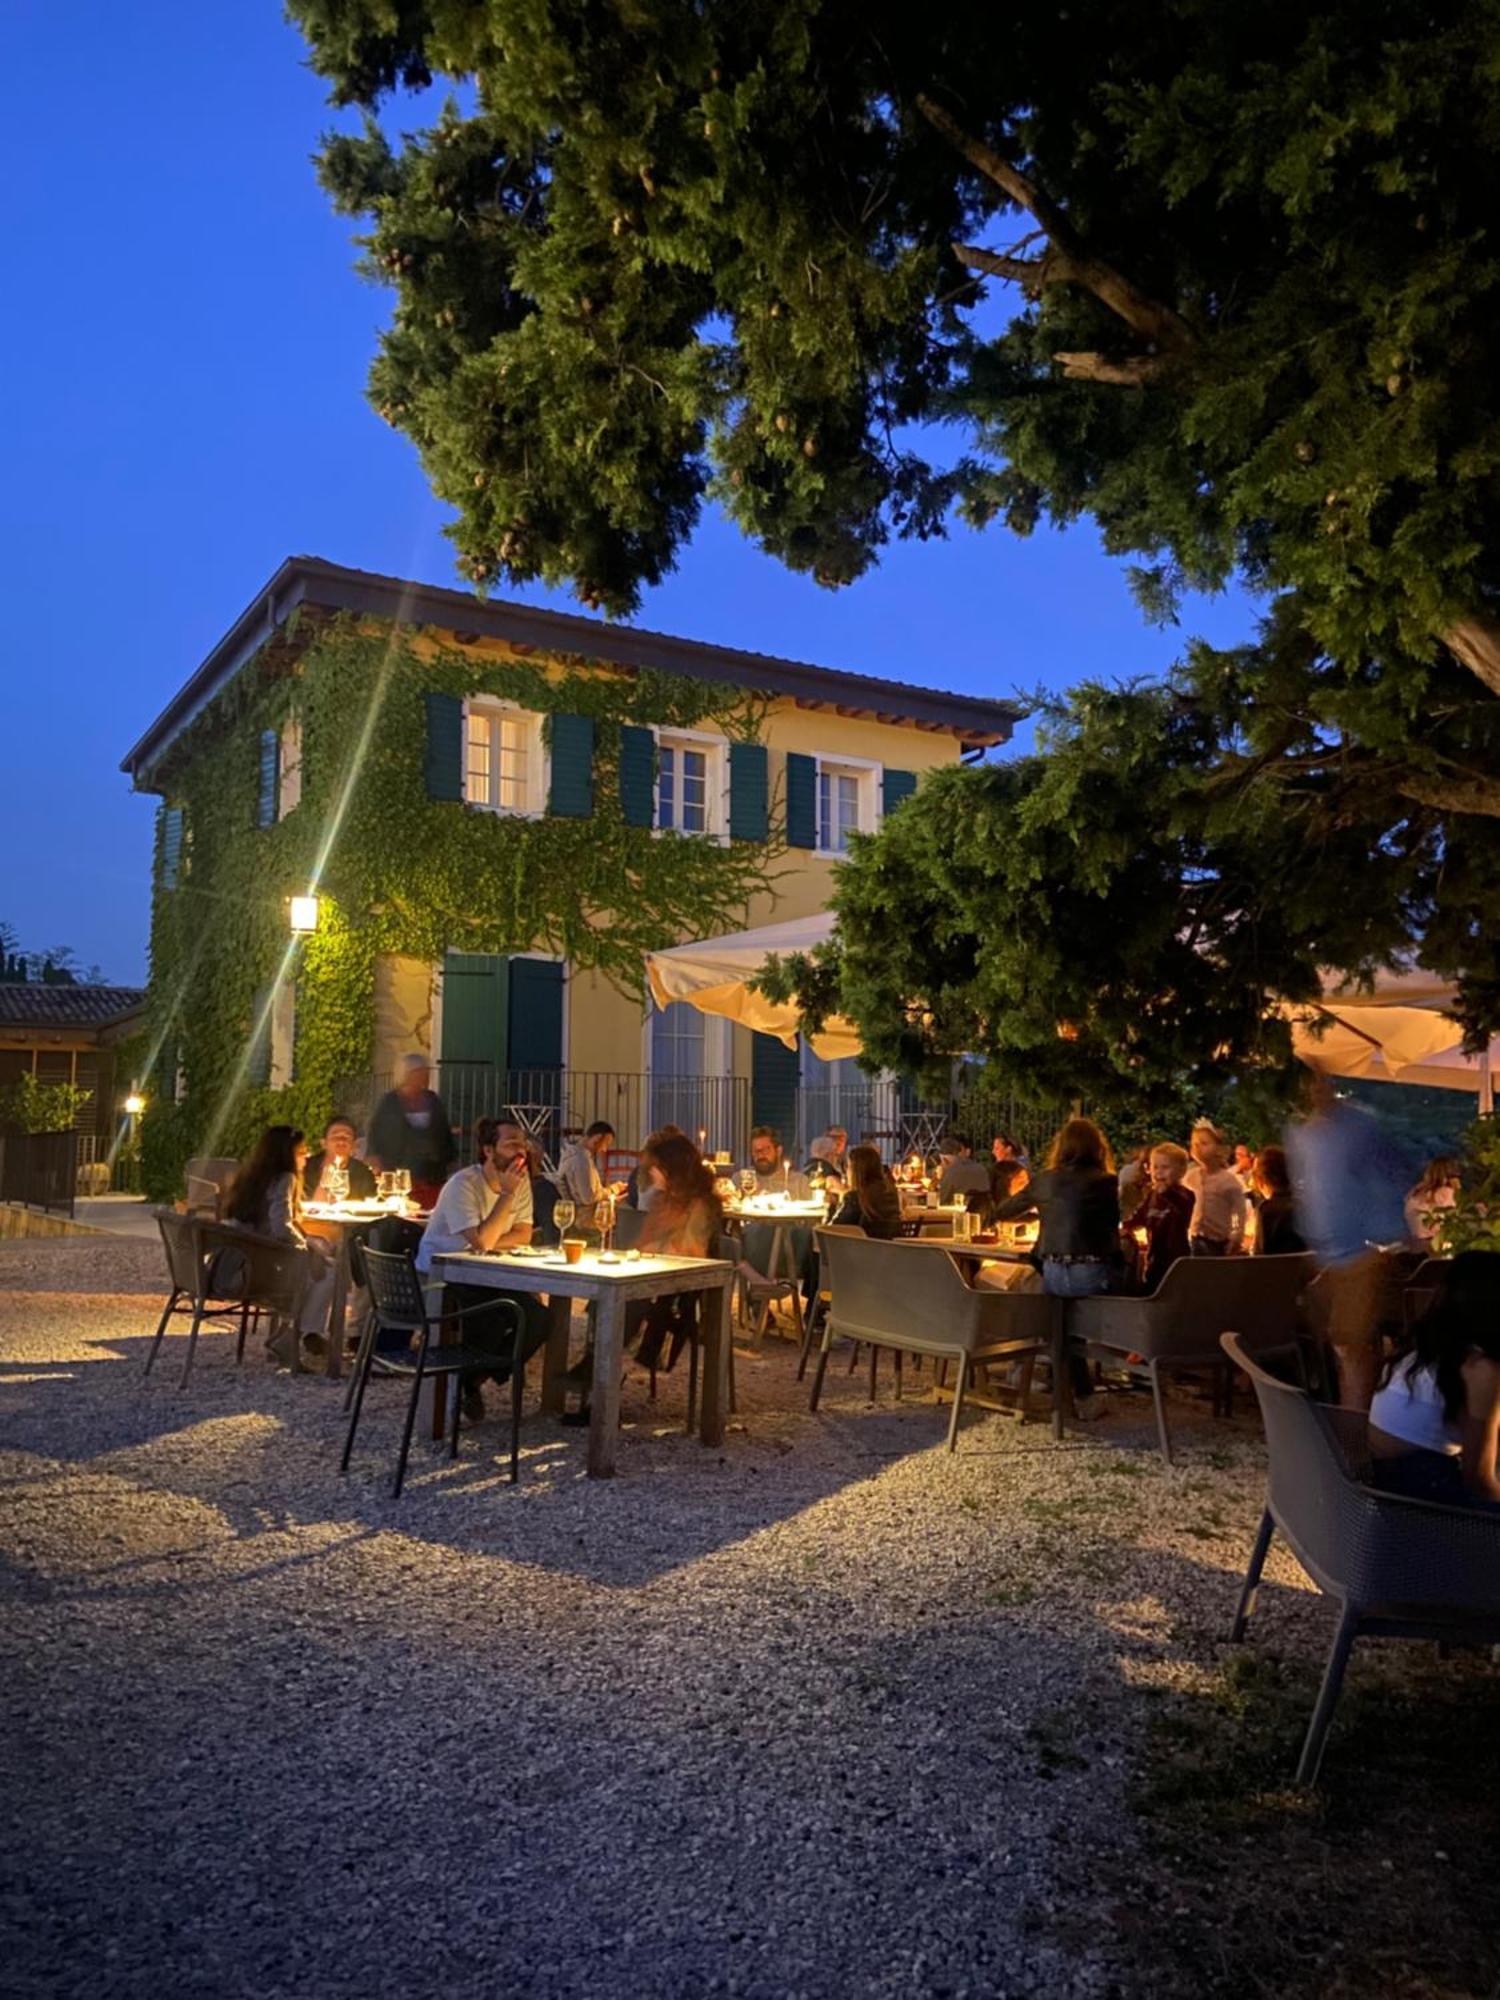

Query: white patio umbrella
[[645, 911, 861, 1061], [1287, 970, 1496, 1112]]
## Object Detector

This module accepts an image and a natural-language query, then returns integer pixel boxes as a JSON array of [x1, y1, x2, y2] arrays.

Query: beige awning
[[1287, 970, 1495, 1104], [645, 912, 861, 1061]]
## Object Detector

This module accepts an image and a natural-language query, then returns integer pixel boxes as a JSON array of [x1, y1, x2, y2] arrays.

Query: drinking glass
[[394, 1168, 412, 1207], [554, 1198, 575, 1245], [325, 1163, 349, 1206], [739, 1169, 756, 1202]]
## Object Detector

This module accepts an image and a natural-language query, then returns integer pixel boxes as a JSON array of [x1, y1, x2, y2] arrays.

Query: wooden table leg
[[541, 1293, 571, 1417], [587, 1290, 626, 1478], [699, 1281, 731, 1449], [325, 1234, 350, 1382]]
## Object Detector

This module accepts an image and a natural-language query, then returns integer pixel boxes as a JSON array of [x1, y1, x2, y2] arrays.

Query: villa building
[[121, 557, 1016, 1174]]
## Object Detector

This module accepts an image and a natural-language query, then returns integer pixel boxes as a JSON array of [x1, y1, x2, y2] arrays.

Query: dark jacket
[[302, 1152, 377, 1202], [994, 1164, 1120, 1262], [1125, 1180, 1194, 1292], [1256, 1191, 1306, 1256], [831, 1187, 901, 1240], [367, 1087, 456, 1187]]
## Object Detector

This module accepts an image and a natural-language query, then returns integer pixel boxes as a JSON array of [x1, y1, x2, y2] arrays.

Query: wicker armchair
[[1221, 1331, 1500, 1784]]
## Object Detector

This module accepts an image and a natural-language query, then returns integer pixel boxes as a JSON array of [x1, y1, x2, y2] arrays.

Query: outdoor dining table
[[721, 1197, 830, 1338], [430, 1246, 736, 1478], [302, 1201, 429, 1382]]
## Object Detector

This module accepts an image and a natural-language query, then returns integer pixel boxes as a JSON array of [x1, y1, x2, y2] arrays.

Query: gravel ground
[[0, 1237, 1429, 1998]]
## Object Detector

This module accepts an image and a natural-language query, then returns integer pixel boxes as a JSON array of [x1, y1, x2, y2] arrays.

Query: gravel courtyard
[[2, 1236, 1496, 1999]]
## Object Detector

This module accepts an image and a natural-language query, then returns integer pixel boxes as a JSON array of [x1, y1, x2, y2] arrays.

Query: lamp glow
[[289, 894, 320, 935], [123, 1092, 146, 1117]]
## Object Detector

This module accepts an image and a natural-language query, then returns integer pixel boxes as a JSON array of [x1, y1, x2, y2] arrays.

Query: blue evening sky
[[3, 3, 1254, 984]]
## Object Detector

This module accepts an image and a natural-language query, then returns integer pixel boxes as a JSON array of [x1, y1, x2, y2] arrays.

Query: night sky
[[4, 3, 1254, 985]]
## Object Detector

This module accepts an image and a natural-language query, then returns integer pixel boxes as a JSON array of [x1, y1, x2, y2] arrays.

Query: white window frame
[[654, 726, 728, 840], [277, 714, 303, 820], [814, 753, 880, 857], [463, 699, 547, 818]]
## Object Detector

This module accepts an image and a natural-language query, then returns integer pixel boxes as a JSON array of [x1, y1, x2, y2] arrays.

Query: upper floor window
[[657, 729, 725, 836], [277, 715, 303, 819], [465, 701, 544, 815], [816, 757, 877, 855]]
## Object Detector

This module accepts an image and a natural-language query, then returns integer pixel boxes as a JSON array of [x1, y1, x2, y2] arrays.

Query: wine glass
[[739, 1168, 756, 1203], [553, 1197, 575, 1249], [325, 1162, 349, 1207], [394, 1167, 412, 1209]]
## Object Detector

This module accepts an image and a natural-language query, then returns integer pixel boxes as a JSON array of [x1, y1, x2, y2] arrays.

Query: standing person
[[1124, 1143, 1196, 1293], [1284, 1068, 1409, 1411], [1251, 1145, 1306, 1255], [1231, 1141, 1257, 1188], [225, 1125, 337, 1366], [1368, 1253, 1500, 1507], [366, 1054, 457, 1210], [1184, 1121, 1249, 1256], [303, 1114, 377, 1202], [936, 1135, 993, 1205], [415, 1116, 545, 1423], [551, 1120, 616, 1228], [992, 1117, 1120, 1420], [1404, 1156, 1461, 1249], [830, 1143, 903, 1239]]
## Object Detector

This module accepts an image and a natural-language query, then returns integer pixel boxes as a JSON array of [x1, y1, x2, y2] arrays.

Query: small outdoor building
[[0, 984, 146, 1157]]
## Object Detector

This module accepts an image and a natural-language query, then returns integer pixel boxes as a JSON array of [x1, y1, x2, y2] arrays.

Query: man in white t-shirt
[[416, 1117, 542, 1422]]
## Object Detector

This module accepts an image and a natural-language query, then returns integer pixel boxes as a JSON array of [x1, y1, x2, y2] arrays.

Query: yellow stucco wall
[[382, 625, 976, 1083]]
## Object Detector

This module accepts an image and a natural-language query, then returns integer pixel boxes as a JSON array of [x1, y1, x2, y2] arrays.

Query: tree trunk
[[1444, 614, 1500, 697]]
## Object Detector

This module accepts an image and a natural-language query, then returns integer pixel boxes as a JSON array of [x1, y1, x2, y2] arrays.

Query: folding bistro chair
[[342, 1247, 526, 1496]]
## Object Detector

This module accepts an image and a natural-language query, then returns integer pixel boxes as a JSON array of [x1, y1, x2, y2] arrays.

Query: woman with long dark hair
[[639, 1132, 724, 1257], [1369, 1253, 1500, 1507], [993, 1116, 1121, 1420], [225, 1124, 336, 1364], [829, 1143, 902, 1240]]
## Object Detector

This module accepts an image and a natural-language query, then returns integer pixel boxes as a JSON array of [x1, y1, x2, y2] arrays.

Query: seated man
[[302, 1114, 377, 1203], [737, 1126, 814, 1299], [549, 1119, 616, 1229], [937, 1135, 992, 1206], [414, 1117, 547, 1421], [742, 1126, 812, 1201]]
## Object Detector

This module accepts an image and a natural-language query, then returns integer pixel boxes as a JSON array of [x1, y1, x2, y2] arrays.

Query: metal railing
[[333, 1066, 754, 1165], [0, 1126, 77, 1215], [330, 1066, 1071, 1170]]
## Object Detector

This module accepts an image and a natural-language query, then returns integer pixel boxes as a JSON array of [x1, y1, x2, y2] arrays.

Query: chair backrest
[[612, 1202, 647, 1251], [1222, 1331, 1500, 1616], [201, 1222, 309, 1315], [184, 1156, 239, 1218], [819, 1229, 986, 1354], [361, 1247, 432, 1331], [156, 1209, 208, 1295], [1146, 1252, 1316, 1347]]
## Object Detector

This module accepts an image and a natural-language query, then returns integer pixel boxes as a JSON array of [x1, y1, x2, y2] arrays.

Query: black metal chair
[[145, 1211, 308, 1387], [341, 1248, 526, 1496]]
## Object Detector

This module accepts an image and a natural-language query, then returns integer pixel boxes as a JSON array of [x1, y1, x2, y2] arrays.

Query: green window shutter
[[728, 742, 769, 842], [441, 953, 509, 1070], [548, 713, 595, 818], [882, 767, 918, 817], [424, 692, 464, 801], [160, 807, 184, 890], [618, 724, 656, 828], [256, 730, 280, 829], [785, 751, 817, 849], [507, 958, 565, 1071], [751, 1033, 800, 1136], [247, 986, 271, 1087]]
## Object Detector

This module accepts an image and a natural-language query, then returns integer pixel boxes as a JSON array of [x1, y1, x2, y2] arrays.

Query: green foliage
[[1439, 1120, 1500, 1255], [758, 675, 1439, 1123], [139, 615, 778, 1196], [1, 1073, 91, 1136]]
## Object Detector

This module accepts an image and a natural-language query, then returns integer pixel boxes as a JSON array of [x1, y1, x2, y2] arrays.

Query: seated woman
[[1251, 1144, 1305, 1254], [1368, 1253, 1500, 1509], [224, 1125, 337, 1366], [992, 1117, 1121, 1419], [633, 1134, 725, 1369], [829, 1143, 902, 1239], [1404, 1155, 1460, 1249]]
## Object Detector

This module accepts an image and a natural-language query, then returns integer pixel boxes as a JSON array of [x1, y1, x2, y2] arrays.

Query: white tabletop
[[723, 1200, 828, 1220], [433, 1248, 732, 1287]]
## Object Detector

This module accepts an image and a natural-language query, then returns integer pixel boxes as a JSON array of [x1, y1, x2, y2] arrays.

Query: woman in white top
[[225, 1125, 337, 1363], [1368, 1253, 1500, 1508], [1183, 1121, 1248, 1255]]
